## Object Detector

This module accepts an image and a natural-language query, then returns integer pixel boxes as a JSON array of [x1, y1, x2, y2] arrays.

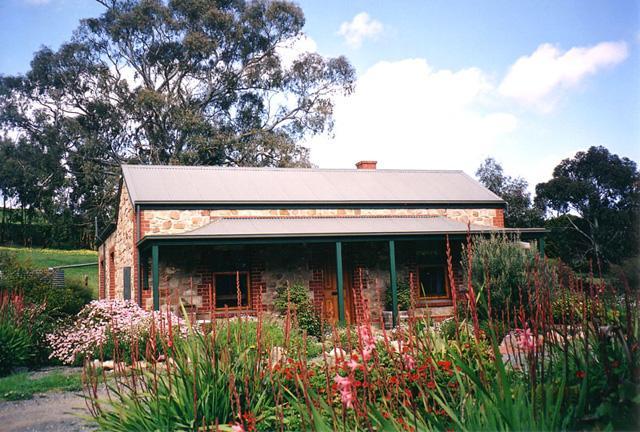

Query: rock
[[270, 346, 286, 369], [102, 360, 114, 370], [389, 340, 403, 353], [323, 347, 346, 366]]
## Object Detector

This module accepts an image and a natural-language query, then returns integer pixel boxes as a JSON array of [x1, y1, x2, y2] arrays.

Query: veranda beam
[[336, 241, 345, 325], [152, 244, 159, 311], [389, 240, 398, 327]]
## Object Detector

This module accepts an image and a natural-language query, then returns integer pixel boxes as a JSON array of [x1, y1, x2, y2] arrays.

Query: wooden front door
[[322, 262, 354, 324]]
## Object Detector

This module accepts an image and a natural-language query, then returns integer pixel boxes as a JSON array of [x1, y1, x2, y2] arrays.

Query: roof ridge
[[121, 164, 464, 173]]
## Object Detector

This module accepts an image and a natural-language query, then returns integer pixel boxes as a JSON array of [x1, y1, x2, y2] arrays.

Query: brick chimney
[[355, 160, 377, 170]]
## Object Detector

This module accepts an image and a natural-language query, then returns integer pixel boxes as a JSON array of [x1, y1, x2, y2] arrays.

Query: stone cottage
[[96, 161, 545, 326]]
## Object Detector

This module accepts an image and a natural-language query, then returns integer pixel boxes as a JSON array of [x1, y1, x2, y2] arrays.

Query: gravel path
[[0, 390, 94, 432], [0, 367, 99, 432]]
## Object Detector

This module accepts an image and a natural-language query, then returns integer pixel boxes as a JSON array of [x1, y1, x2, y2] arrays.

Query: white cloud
[[499, 41, 628, 110], [308, 58, 518, 174], [338, 12, 383, 49], [276, 34, 318, 68]]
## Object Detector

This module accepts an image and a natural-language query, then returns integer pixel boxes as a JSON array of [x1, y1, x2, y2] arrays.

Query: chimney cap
[[355, 160, 377, 169]]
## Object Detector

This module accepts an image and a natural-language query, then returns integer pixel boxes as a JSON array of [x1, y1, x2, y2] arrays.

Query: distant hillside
[[0, 246, 98, 296]]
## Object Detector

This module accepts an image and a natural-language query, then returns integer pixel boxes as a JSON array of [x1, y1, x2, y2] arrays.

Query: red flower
[[576, 370, 586, 379], [437, 360, 452, 371], [382, 411, 391, 419], [427, 380, 436, 390], [389, 376, 399, 385]]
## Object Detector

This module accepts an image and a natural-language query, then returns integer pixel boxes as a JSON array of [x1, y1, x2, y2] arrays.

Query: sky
[[0, 0, 639, 191]]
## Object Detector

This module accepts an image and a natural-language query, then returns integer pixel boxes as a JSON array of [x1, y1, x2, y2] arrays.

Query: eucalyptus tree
[[0, 0, 355, 242]]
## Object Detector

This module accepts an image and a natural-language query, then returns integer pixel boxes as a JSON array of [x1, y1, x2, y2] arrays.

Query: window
[[214, 272, 250, 309], [417, 265, 448, 299]]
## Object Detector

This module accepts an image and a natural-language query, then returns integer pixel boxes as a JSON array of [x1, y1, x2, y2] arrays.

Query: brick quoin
[[98, 258, 105, 299], [132, 207, 139, 304], [249, 253, 266, 313], [351, 265, 368, 323], [493, 208, 505, 227], [108, 247, 116, 299]]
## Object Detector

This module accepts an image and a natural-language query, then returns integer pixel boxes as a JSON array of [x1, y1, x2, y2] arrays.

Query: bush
[[384, 280, 411, 311], [47, 299, 188, 365], [0, 293, 40, 375], [0, 251, 93, 319], [274, 283, 321, 337], [0, 322, 32, 376], [461, 234, 554, 319]]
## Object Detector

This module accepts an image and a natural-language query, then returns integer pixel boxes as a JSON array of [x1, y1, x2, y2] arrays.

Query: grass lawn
[[0, 246, 98, 297], [0, 371, 83, 401]]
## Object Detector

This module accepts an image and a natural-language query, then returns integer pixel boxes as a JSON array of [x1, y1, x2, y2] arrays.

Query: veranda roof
[[140, 216, 545, 243], [121, 165, 504, 206]]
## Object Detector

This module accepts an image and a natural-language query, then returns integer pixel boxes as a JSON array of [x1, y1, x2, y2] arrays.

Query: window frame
[[212, 271, 251, 310], [416, 264, 450, 301]]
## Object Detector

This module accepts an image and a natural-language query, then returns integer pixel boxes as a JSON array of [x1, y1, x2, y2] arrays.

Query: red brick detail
[[108, 248, 116, 299], [249, 257, 266, 312], [132, 208, 138, 304], [493, 208, 505, 228], [309, 268, 324, 316], [351, 266, 368, 323], [355, 160, 377, 169], [98, 257, 105, 299]]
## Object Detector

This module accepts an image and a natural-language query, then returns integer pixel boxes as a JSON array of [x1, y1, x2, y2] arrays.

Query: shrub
[[461, 234, 554, 319], [274, 283, 321, 337], [384, 280, 411, 311], [47, 299, 188, 365], [0, 250, 93, 319], [0, 293, 40, 375], [0, 322, 32, 376]]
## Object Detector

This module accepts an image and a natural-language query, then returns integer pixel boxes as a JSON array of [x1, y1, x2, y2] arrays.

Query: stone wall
[[140, 242, 465, 324], [98, 183, 136, 301], [141, 207, 505, 235]]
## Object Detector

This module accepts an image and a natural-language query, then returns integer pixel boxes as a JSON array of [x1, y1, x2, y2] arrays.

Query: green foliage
[[385, 280, 411, 311], [476, 157, 543, 228], [0, 246, 98, 295], [0, 250, 93, 367], [0, 370, 82, 401], [274, 283, 322, 337], [0, 321, 32, 376], [0, 250, 93, 319], [461, 234, 550, 319], [88, 319, 297, 431], [536, 145, 639, 268], [0, 0, 355, 246]]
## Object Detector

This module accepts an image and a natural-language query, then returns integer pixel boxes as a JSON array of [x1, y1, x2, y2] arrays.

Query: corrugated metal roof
[[121, 165, 504, 205], [160, 216, 515, 239]]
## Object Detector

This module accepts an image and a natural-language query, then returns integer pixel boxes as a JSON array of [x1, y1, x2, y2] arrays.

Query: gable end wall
[[98, 183, 136, 300]]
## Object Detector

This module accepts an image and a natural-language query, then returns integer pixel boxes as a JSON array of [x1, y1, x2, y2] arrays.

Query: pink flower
[[334, 374, 355, 409], [517, 328, 535, 352], [347, 357, 361, 371], [334, 374, 351, 388], [403, 353, 416, 370], [231, 423, 245, 432]]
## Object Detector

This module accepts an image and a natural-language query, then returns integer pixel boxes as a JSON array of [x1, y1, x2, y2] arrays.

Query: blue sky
[[1, 0, 638, 190]]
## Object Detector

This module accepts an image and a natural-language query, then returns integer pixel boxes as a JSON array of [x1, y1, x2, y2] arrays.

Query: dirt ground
[[0, 390, 94, 432], [0, 367, 98, 432]]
